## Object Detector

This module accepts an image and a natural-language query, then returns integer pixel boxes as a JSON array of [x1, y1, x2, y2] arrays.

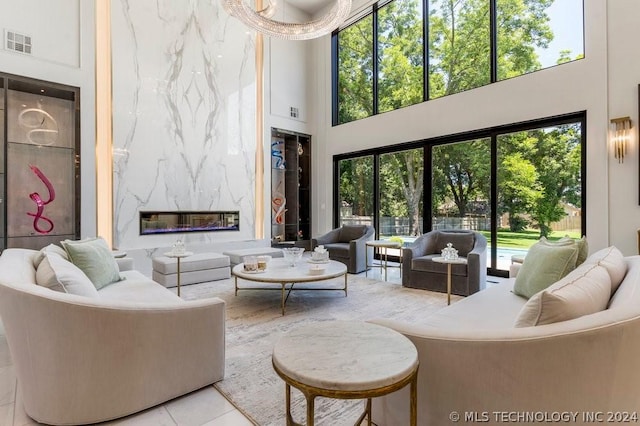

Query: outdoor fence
[[341, 216, 491, 235], [342, 215, 576, 235], [549, 216, 581, 232]]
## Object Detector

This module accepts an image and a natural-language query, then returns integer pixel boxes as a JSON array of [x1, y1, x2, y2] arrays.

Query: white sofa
[[0, 248, 226, 425], [371, 255, 640, 425]]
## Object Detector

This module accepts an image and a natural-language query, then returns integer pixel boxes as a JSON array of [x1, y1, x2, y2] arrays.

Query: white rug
[[180, 274, 454, 425]]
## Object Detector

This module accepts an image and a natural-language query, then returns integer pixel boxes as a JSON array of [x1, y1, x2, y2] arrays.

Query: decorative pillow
[[514, 262, 611, 327], [513, 241, 579, 299], [33, 244, 69, 269], [36, 253, 99, 297], [582, 246, 626, 293], [539, 236, 588, 266], [61, 237, 122, 290]]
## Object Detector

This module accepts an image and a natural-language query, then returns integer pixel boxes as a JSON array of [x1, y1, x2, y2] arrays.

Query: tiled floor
[[0, 264, 506, 425]]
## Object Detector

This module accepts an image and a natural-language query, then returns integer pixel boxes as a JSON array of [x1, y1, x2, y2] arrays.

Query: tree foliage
[[432, 140, 490, 217], [339, 156, 374, 217], [337, 0, 582, 239], [380, 150, 424, 235]]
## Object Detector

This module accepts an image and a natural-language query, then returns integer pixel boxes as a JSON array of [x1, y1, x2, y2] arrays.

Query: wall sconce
[[610, 116, 632, 163]]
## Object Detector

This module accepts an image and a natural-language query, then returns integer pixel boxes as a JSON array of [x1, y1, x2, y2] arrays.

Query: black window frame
[[333, 111, 587, 277], [332, 0, 586, 126]]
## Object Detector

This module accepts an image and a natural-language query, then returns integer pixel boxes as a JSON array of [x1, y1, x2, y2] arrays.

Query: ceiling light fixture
[[222, 0, 352, 41]]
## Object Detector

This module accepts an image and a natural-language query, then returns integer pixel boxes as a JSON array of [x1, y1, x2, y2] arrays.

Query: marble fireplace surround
[[110, 0, 259, 268]]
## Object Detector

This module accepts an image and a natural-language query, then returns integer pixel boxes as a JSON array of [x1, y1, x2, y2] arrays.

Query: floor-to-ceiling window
[[334, 113, 585, 276]]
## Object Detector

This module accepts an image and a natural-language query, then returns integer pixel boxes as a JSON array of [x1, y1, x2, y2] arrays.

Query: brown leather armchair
[[402, 229, 487, 296], [311, 225, 375, 274]]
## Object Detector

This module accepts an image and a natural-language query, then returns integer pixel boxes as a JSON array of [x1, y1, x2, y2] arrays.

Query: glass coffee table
[[232, 258, 348, 315]]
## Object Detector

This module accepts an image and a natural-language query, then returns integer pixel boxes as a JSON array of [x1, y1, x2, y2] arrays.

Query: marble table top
[[432, 256, 467, 265], [366, 240, 403, 248], [232, 258, 347, 283], [163, 251, 194, 259], [272, 321, 418, 392]]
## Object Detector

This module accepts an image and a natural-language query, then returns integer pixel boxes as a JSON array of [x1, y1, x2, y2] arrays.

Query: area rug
[[180, 275, 455, 425]]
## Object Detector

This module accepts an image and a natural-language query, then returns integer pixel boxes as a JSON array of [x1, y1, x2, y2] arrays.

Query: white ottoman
[[152, 252, 230, 288], [223, 247, 284, 267]]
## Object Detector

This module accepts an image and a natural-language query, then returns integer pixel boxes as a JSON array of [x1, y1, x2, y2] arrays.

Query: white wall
[[0, 0, 96, 238], [262, 4, 316, 240], [310, 0, 620, 254], [606, 0, 640, 256]]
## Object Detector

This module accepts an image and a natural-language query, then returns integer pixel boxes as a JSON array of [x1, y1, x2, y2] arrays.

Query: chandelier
[[222, 0, 352, 41]]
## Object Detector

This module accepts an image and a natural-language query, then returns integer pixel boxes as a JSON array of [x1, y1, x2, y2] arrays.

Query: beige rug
[[180, 274, 453, 425]]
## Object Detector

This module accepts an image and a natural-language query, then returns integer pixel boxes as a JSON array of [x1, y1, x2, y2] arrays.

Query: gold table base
[[273, 360, 418, 426], [234, 274, 348, 315]]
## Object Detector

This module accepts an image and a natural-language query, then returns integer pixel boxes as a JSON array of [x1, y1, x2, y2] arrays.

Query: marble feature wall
[[111, 0, 256, 250]]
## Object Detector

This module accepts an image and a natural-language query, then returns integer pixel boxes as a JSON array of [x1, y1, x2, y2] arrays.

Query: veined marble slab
[[111, 0, 256, 250], [272, 320, 418, 391]]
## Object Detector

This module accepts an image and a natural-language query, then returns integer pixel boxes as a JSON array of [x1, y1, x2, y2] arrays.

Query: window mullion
[[372, 4, 379, 115], [423, 0, 429, 102], [490, 0, 497, 83]]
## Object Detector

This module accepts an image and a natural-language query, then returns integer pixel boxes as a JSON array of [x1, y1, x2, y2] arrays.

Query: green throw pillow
[[61, 237, 121, 290], [539, 235, 588, 267], [513, 241, 580, 299]]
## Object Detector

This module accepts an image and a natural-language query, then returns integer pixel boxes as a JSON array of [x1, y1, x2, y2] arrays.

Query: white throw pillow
[[32, 244, 69, 269], [514, 262, 611, 327], [36, 253, 99, 297], [582, 246, 626, 293]]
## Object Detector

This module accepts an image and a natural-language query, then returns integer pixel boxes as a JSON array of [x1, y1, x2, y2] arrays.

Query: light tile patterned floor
[[0, 264, 506, 425]]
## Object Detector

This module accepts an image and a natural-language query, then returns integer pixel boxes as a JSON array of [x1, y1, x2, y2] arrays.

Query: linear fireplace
[[140, 211, 240, 235]]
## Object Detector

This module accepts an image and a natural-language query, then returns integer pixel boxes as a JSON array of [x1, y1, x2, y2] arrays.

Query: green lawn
[[479, 229, 581, 249]]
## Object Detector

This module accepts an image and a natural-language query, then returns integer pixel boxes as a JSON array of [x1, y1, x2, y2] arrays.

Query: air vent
[[290, 106, 299, 119], [5, 30, 32, 55]]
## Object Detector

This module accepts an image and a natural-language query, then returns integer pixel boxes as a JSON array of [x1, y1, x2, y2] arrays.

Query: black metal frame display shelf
[[271, 128, 311, 250]]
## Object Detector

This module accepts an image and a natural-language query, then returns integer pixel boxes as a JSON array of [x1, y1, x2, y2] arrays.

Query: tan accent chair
[[402, 229, 487, 295], [311, 225, 375, 273]]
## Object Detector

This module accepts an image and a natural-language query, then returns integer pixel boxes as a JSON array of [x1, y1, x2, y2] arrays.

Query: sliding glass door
[[431, 138, 491, 234], [334, 113, 585, 276], [496, 123, 582, 271], [379, 148, 424, 249], [337, 156, 374, 228]]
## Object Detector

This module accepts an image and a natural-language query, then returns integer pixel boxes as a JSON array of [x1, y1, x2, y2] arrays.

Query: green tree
[[429, 0, 491, 98], [339, 157, 374, 217], [496, 0, 553, 79], [498, 152, 541, 231], [337, 16, 374, 124], [380, 150, 424, 236], [498, 125, 582, 237], [528, 125, 581, 237], [378, 0, 424, 112], [432, 140, 491, 217]]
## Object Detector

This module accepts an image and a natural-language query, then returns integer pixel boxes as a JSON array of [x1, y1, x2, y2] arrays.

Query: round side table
[[163, 251, 193, 297], [365, 240, 402, 281], [432, 256, 467, 305], [272, 320, 418, 426]]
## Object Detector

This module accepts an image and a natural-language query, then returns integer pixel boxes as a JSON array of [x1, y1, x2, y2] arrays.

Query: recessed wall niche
[[0, 73, 80, 250]]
